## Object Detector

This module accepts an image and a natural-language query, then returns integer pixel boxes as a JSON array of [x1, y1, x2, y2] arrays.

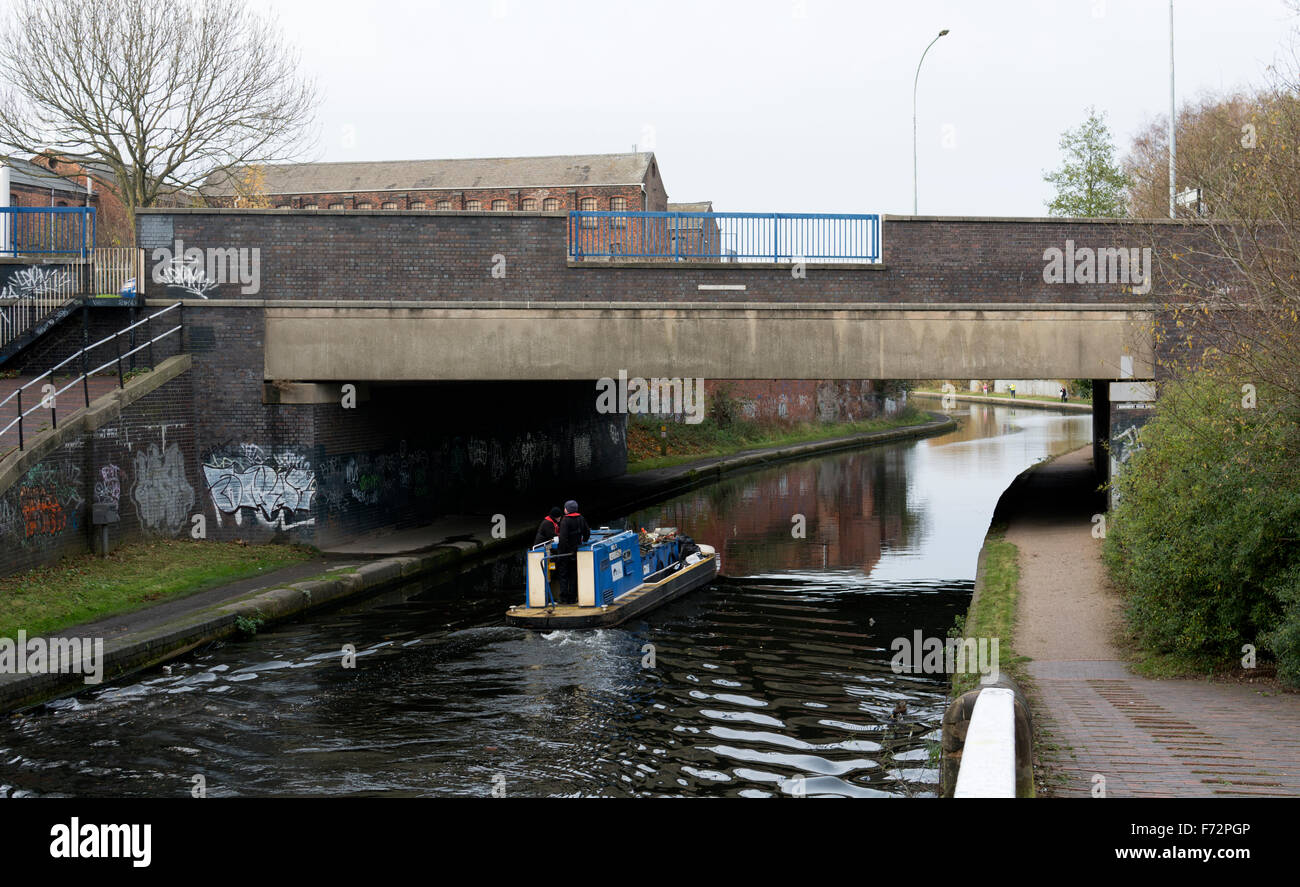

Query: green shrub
[[1104, 369, 1300, 683]]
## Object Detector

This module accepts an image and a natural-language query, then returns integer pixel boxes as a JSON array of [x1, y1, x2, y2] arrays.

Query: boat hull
[[506, 551, 718, 630]]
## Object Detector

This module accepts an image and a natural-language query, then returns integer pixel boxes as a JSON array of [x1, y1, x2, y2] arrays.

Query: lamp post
[[1168, 0, 1176, 219], [913, 28, 950, 215]]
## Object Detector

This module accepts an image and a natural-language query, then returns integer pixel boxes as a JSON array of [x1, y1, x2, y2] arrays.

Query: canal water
[[0, 402, 1090, 798]]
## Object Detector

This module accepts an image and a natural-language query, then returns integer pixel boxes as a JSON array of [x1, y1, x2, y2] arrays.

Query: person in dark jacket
[[554, 499, 591, 605], [533, 506, 563, 546]]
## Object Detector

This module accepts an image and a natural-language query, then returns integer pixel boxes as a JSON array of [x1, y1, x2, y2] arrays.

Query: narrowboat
[[506, 527, 718, 629]]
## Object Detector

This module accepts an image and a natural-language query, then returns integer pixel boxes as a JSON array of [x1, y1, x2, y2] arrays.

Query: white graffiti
[[152, 257, 218, 299], [203, 444, 315, 529], [94, 463, 123, 508], [0, 266, 72, 301], [131, 443, 195, 533]]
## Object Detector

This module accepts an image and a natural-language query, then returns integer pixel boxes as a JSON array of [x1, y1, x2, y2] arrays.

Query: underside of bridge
[[262, 303, 1156, 382]]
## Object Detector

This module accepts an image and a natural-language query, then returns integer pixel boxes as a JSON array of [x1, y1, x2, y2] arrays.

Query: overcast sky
[[251, 0, 1296, 217]]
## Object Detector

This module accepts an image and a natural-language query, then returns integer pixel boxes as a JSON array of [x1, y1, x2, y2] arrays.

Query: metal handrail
[[567, 210, 883, 263], [0, 301, 184, 450], [0, 206, 96, 258]]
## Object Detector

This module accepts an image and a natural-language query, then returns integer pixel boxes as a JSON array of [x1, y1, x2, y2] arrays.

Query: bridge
[[134, 208, 1164, 383], [0, 206, 1191, 567]]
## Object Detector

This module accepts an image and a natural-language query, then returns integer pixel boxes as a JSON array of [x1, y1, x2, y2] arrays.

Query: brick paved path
[[1005, 447, 1300, 798], [0, 374, 120, 454]]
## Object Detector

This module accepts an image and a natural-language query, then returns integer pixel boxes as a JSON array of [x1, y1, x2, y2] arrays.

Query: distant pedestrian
[[982, 383, 989, 395], [1009, 383, 1016, 399], [1060, 386, 1068, 403]]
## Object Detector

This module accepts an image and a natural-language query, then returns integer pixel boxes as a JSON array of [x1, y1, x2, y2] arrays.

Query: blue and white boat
[[506, 527, 718, 629]]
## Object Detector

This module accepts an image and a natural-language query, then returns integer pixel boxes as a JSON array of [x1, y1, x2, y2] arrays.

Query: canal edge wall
[[940, 457, 1046, 798], [0, 412, 957, 713], [911, 391, 1093, 413]]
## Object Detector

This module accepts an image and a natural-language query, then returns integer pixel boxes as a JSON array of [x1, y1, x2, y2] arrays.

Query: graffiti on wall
[[131, 444, 195, 533], [95, 464, 122, 509], [202, 444, 315, 530], [15, 462, 83, 540], [316, 442, 430, 513]]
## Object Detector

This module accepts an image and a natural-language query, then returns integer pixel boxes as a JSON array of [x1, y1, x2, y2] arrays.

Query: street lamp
[[913, 28, 950, 215]]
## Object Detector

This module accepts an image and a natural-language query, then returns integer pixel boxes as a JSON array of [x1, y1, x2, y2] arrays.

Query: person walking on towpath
[[1009, 383, 1016, 399], [555, 500, 591, 605], [1060, 385, 1068, 403]]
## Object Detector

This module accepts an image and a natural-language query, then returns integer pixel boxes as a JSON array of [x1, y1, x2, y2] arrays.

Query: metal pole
[[1168, 0, 1176, 219], [913, 29, 950, 215]]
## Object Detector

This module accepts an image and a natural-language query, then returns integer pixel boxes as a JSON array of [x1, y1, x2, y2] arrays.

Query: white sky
[[252, 0, 1296, 216]]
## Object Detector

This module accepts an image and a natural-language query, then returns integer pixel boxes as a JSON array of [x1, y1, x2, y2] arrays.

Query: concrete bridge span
[[259, 300, 1154, 382]]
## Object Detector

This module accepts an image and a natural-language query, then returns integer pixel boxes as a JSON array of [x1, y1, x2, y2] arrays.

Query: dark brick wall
[[8, 306, 138, 375], [142, 210, 1190, 306], [0, 369, 199, 580]]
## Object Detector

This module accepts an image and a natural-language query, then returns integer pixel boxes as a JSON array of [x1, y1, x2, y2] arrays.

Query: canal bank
[[0, 412, 956, 713], [912, 391, 1092, 413], [966, 445, 1300, 797]]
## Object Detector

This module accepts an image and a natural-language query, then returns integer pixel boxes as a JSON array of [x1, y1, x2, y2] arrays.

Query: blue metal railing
[[567, 211, 881, 263], [0, 206, 96, 257]]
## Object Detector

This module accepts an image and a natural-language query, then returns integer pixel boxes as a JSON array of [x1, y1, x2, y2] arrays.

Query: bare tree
[[0, 0, 318, 241], [1147, 41, 1300, 426]]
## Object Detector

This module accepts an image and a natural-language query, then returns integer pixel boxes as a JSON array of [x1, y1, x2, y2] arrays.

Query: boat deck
[[507, 552, 718, 629]]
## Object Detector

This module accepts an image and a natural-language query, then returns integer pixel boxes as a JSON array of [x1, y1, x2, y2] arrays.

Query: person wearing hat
[[533, 506, 564, 546], [554, 499, 591, 605]]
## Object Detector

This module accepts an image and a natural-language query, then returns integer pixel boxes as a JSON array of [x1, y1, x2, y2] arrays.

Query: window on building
[[542, 197, 560, 211], [357, 201, 373, 210], [435, 199, 451, 210], [303, 204, 319, 210], [465, 199, 482, 211], [580, 196, 597, 227], [328, 203, 344, 210], [411, 201, 426, 210], [276, 204, 291, 209], [520, 198, 537, 211], [381, 201, 398, 210], [491, 199, 508, 211], [610, 195, 627, 228]]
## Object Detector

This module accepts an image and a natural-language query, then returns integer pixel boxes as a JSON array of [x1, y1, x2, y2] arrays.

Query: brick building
[[1, 154, 134, 246], [204, 151, 674, 213]]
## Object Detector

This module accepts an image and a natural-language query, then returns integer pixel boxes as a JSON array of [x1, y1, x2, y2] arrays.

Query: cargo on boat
[[506, 527, 718, 629]]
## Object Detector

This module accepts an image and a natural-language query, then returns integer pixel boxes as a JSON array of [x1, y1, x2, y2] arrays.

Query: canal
[[0, 402, 1090, 798]]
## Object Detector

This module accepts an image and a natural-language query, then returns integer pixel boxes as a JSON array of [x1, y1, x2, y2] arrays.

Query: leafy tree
[[1043, 107, 1130, 217]]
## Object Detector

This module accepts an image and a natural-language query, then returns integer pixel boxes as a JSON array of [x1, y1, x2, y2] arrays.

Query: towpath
[[1005, 446, 1300, 797]]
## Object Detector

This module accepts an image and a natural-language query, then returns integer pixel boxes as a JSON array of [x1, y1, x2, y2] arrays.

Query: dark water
[[0, 402, 1090, 798]]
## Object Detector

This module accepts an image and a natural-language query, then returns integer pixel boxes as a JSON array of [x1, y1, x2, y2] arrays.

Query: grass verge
[[951, 526, 1028, 697], [0, 539, 316, 639], [625, 406, 935, 474]]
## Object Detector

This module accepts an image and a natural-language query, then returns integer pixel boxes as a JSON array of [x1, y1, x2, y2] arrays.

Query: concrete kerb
[[0, 411, 956, 713]]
